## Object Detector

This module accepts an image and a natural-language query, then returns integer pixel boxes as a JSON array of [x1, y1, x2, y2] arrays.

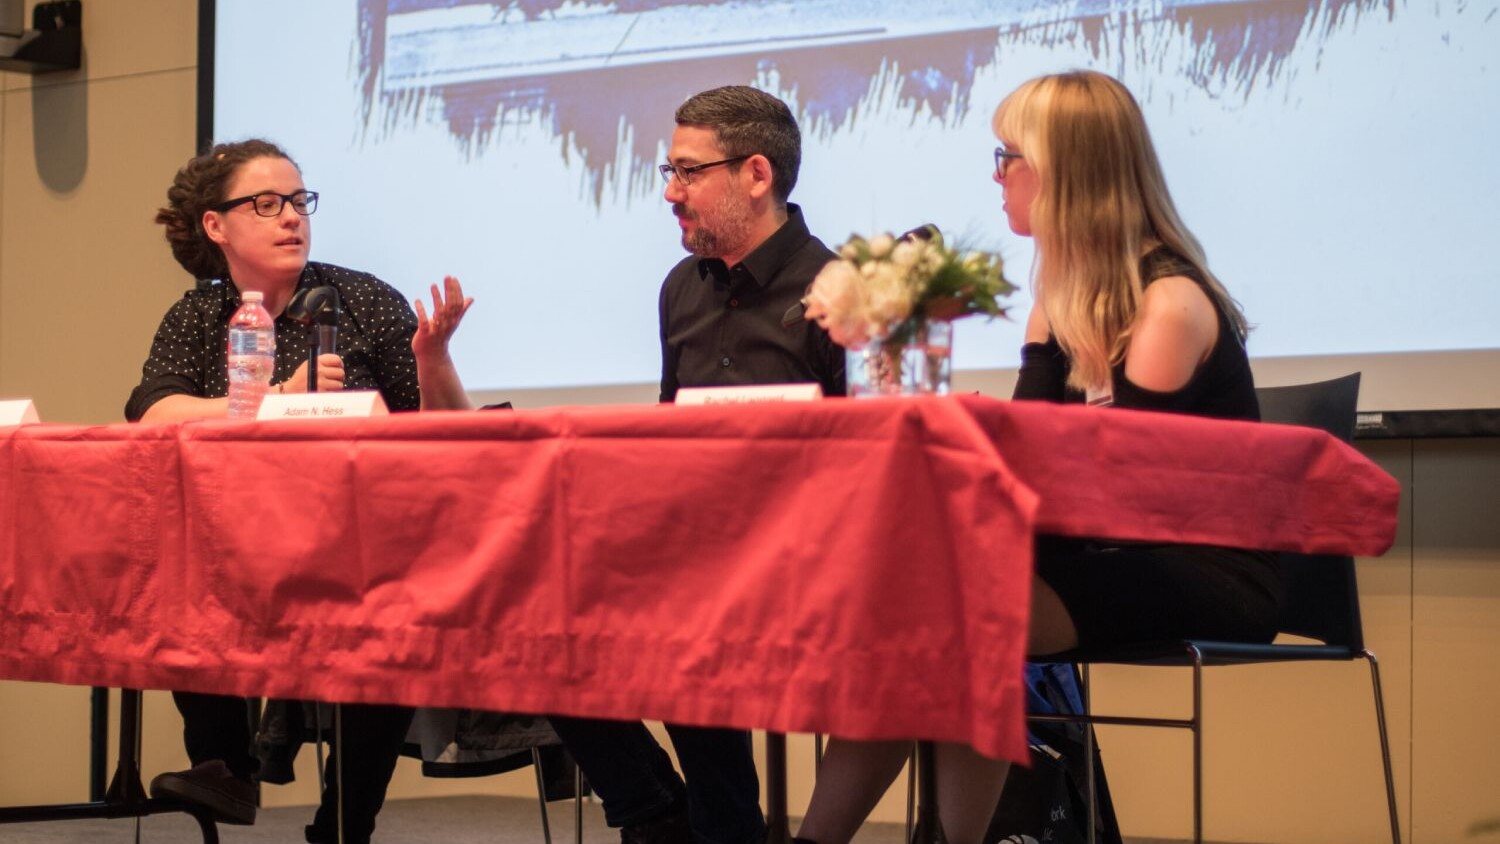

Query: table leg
[[89, 687, 108, 801], [0, 688, 221, 843]]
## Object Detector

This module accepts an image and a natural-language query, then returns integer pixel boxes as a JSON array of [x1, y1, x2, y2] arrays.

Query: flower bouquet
[[802, 227, 1014, 396]]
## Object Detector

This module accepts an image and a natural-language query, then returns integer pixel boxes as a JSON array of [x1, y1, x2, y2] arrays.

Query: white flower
[[804, 260, 871, 348], [805, 229, 1014, 349], [920, 247, 944, 275], [890, 240, 922, 269], [862, 261, 915, 336]]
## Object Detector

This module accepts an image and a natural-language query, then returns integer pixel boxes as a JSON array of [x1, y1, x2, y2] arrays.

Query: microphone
[[314, 294, 339, 359], [900, 223, 940, 243], [786, 224, 941, 330], [782, 300, 805, 329], [286, 285, 340, 392]]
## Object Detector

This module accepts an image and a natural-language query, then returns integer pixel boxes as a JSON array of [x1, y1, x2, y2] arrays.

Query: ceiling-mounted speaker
[[0, 0, 24, 39], [0, 0, 82, 74]]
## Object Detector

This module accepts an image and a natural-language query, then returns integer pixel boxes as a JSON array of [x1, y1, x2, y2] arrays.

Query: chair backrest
[[1255, 373, 1365, 649], [1256, 372, 1361, 442]]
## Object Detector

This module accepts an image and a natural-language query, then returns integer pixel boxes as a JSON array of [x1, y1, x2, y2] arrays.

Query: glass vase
[[846, 320, 953, 398]]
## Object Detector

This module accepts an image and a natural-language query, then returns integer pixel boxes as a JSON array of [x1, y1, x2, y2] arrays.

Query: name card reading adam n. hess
[[675, 383, 824, 405], [0, 399, 40, 427], [256, 391, 386, 421]]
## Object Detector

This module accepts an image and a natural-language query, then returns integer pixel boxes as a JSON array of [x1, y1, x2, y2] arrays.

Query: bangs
[[992, 78, 1045, 151]]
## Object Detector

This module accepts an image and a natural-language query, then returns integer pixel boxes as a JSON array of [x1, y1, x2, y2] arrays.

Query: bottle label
[[228, 329, 273, 356]]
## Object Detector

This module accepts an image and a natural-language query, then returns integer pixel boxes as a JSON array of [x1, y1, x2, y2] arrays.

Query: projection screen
[[204, 0, 1500, 412]]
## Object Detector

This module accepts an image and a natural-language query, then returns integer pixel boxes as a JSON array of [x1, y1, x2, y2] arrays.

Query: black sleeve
[[361, 281, 420, 413], [1012, 338, 1069, 402], [658, 280, 679, 404], [1109, 377, 1200, 413], [124, 297, 215, 421], [809, 323, 847, 397]]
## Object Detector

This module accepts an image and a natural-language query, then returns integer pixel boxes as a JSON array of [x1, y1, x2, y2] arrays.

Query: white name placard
[[256, 390, 386, 421], [0, 399, 39, 427], [675, 383, 824, 406]]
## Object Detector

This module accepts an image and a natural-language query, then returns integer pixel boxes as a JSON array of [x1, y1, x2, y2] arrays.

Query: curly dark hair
[[675, 86, 801, 204], [155, 139, 298, 280]]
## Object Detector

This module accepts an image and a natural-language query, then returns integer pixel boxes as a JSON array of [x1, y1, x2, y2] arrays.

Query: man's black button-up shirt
[[658, 204, 845, 402]]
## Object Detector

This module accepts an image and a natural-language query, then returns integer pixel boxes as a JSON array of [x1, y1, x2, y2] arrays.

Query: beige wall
[[1, 2, 1497, 842], [0, 0, 489, 813], [0, 0, 195, 425]]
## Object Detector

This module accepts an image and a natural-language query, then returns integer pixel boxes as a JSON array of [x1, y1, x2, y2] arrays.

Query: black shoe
[[306, 822, 374, 844], [621, 804, 693, 844], [148, 760, 257, 825]]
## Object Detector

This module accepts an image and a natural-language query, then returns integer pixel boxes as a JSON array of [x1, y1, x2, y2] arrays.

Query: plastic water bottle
[[227, 290, 275, 418]]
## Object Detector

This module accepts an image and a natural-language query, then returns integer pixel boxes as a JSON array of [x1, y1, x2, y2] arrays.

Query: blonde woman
[[795, 70, 1277, 844]]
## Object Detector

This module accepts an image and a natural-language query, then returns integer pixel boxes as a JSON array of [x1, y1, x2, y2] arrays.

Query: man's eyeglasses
[[215, 190, 319, 217], [994, 147, 1024, 179], [658, 156, 750, 186]]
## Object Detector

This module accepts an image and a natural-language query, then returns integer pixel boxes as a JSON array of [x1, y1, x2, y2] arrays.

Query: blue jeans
[[548, 716, 766, 844]]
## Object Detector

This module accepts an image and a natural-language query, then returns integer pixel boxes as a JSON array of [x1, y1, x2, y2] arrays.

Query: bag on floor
[[984, 662, 1122, 844]]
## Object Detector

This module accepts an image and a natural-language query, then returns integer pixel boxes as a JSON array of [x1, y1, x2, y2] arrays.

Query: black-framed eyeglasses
[[658, 156, 750, 186], [994, 146, 1024, 179], [215, 190, 319, 217]]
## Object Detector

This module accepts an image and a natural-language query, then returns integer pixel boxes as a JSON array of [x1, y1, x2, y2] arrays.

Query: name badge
[[256, 391, 386, 420], [0, 399, 40, 427], [675, 384, 824, 405]]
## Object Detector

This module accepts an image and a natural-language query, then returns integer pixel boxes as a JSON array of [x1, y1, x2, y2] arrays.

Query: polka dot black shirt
[[125, 262, 419, 421]]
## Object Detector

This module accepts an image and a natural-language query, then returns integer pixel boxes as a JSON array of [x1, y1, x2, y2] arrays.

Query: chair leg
[[531, 748, 553, 844], [1189, 647, 1204, 844], [335, 704, 345, 844], [314, 702, 327, 794], [765, 733, 791, 844], [1082, 663, 1096, 844], [904, 744, 916, 843], [574, 763, 584, 844], [1361, 650, 1403, 844], [910, 741, 939, 844]]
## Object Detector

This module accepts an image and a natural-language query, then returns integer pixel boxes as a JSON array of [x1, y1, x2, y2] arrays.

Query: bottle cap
[[242, 291, 264, 303]]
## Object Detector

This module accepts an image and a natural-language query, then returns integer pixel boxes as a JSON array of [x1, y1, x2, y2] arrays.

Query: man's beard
[[678, 191, 753, 259]]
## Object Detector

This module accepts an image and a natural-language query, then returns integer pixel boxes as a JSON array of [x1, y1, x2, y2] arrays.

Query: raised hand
[[413, 275, 474, 363]]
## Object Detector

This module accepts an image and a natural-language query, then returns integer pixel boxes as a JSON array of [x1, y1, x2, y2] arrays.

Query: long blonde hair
[[994, 70, 1247, 392]]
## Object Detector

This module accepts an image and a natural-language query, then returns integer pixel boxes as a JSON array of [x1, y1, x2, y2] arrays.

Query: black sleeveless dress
[[1013, 247, 1282, 649]]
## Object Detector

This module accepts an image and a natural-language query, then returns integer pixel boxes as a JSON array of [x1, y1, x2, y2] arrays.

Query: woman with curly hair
[[127, 138, 472, 844]]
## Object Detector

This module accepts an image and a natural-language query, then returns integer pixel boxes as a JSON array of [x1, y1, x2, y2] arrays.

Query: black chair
[[1028, 372, 1401, 844], [302, 704, 586, 844]]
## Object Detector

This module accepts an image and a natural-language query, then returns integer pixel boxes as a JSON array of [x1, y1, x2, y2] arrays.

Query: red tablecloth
[[0, 395, 1398, 763]]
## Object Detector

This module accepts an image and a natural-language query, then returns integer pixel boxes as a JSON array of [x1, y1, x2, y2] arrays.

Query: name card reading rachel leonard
[[0, 398, 40, 427], [674, 384, 824, 406], [256, 390, 388, 421]]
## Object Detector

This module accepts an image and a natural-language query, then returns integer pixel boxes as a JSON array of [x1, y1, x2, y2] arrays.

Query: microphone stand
[[286, 285, 340, 393], [306, 322, 321, 393]]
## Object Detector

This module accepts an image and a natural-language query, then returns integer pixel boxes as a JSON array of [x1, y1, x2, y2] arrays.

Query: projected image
[[359, 0, 1009, 204], [213, 0, 1500, 394], [355, 0, 1370, 203]]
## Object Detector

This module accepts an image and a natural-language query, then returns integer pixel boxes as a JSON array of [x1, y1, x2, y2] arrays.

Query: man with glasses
[[547, 86, 843, 844]]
